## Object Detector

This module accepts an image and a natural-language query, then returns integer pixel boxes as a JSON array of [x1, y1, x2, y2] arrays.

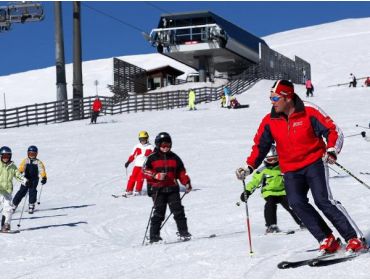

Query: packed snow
[[0, 17, 370, 278]]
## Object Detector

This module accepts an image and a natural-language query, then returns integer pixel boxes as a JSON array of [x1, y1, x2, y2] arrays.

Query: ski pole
[[242, 180, 254, 256], [334, 162, 370, 190], [344, 132, 363, 138], [17, 192, 28, 228], [355, 124, 370, 130], [142, 191, 159, 246], [328, 165, 341, 175], [160, 192, 187, 230], [37, 184, 43, 205]]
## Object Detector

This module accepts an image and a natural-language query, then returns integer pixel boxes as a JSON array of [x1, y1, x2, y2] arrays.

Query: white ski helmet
[[264, 145, 278, 165]]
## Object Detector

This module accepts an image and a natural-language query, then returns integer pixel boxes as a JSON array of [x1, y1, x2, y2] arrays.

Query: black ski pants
[[13, 178, 39, 206], [264, 195, 302, 227], [150, 190, 188, 238], [284, 159, 359, 242], [91, 111, 99, 123]]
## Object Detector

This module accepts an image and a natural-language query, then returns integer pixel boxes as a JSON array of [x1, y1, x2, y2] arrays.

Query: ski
[[0, 230, 21, 234], [164, 233, 217, 245], [360, 172, 370, 175], [307, 254, 359, 267], [111, 194, 128, 198], [277, 254, 335, 269]]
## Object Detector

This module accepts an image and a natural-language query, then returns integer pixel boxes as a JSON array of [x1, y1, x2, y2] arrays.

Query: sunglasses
[[160, 143, 171, 149], [270, 96, 282, 102]]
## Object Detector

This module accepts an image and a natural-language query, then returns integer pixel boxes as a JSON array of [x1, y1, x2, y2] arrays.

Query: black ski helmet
[[155, 132, 172, 149], [28, 145, 38, 153], [0, 146, 12, 162]]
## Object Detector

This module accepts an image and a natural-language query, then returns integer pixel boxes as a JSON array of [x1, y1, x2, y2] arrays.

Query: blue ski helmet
[[28, 145, 38, 153], [154, 132, 172, 149]]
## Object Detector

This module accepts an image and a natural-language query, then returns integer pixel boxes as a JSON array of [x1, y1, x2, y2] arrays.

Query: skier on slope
[[143, 132, 192, 243], [236, 80, 368, 255], [0, 146, 27, 232], [13, 145, 47, 214], [123, 131, 154, 196], [240, 145, 305, 234]]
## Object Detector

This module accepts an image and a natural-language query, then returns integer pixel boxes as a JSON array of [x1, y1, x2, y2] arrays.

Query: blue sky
[[1, 1, 370, 76]]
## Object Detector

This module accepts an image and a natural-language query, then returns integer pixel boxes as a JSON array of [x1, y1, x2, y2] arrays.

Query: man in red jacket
[[91, 97, 102, 124], [143, 132, 192, 243], [236, 80, 367, 255]]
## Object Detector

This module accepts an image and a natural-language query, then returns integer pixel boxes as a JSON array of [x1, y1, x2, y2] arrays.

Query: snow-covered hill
[[0, 17, 370, 278]]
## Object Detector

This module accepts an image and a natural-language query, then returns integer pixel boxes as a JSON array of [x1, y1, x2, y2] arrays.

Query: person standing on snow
[[349, 73, 357, 88], [223, 85, 232, 108], [305, 79, 314, 97], [91, 97, 102, 124], [143, 132, 192, 243], [0, 146, 27, 232], [124, 131, 154, 196], [13, 145, 47, 214], [236, 79, 367, 255], [240, 145, 305, 234], [188, 88, 196, 111]]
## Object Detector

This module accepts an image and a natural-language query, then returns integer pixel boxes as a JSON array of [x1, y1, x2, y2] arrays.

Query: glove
[[41, 177, 47, 185], [147, 186, 153, 197], [235, 166, 254, 180], [185, 182, 192, 193], [22, 178, 29, 186], [240, 190, 251, 202], [361, 131, 366, 138], [153, 172, 167, 181], [124, 161, 130, 168], [324, 147, 337, 164]]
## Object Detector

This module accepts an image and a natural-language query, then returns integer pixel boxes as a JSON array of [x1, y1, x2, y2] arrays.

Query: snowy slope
[[0, 18, 370, 278]]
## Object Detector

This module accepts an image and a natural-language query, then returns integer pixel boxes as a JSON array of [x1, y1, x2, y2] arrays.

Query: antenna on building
[[94, 80, 99, 95]]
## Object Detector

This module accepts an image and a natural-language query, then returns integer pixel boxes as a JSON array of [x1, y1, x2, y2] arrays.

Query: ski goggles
[[1, 153, 11, 159], [270, 96, 282, 102], [28, 151, 37, 157], [159, 142, 171, 149]]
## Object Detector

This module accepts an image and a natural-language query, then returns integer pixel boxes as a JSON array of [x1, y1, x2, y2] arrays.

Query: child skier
[[0, 146, 27, 232], [124, 131, 154, 196], [240, 145, 304, 234], [143, 132, 192, 243], [13, 145, 47, 214]]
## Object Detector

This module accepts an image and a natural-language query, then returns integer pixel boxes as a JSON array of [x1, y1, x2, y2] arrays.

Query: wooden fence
[[0, 77, 258, 129]]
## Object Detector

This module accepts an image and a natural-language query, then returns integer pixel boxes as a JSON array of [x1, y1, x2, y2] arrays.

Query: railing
[[0, 76, 259, 129]]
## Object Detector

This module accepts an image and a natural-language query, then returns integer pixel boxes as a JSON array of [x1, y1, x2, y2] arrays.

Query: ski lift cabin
[[147, 11, 268, 82]]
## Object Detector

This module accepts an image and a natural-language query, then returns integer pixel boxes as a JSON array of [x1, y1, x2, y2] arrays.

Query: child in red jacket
[[143, 132, 192, 243]]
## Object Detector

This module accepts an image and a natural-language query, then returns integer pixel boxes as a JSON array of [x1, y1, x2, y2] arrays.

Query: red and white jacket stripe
[[127, 142, 154, 167], [247, 96, 343, 173]]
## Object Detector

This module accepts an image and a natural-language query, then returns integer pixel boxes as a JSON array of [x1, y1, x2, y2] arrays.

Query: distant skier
[[188, 89, 196, 111], [0, 146, 27, 232], [143, 132, 192, 243], [305, 79, 314, 97], [91, 97, 102, 124], [13, 146, 47, 214], [349, 73, 357, 87], [364, 77, 370, 87], [223, 85, 232, 108], [124, 131, 154, 196], [236, 80, 368, 255], [229, 97, 241, 109], [240, 145, 305, 234]]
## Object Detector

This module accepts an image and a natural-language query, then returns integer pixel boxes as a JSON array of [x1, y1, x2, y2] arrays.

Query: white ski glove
[[235, 166, 254, 180], [323, 147, 337, 164]]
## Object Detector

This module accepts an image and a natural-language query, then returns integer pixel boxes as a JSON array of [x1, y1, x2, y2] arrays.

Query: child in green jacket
[[0, 146, 27, 232], [241, 145, 304, 234]]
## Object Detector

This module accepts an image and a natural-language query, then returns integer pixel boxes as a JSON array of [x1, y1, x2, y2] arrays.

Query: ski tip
[[209, 234, 216, 238], [277, 261, 290, 269]]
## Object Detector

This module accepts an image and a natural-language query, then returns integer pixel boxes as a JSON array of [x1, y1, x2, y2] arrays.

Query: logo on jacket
[[292, 121, 303, 127]]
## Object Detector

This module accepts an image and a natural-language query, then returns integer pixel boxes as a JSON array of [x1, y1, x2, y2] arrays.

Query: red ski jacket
[[92, 99, 102, 112], [143, 150, 190, 190], [247, 96, 343, 173]]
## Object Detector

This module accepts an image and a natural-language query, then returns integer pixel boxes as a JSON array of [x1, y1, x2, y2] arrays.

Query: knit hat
[[271, 80, 295, 98]]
